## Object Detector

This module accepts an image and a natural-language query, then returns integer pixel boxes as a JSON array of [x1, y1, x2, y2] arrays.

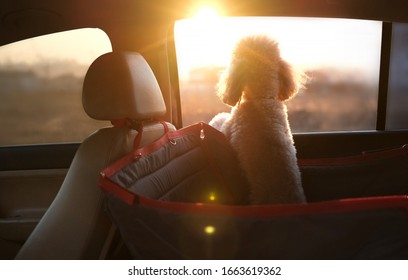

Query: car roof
[[0, 0, 407, 49]]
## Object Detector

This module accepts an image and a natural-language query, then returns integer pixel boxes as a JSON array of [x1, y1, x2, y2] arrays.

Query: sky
[[0, 28, 112, 67], [174, 16, 382, 80], [0, 12, 382, 82]]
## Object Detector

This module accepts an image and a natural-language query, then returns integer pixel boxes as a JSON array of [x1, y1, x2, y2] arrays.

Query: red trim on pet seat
[[137, 195, 408, 218]]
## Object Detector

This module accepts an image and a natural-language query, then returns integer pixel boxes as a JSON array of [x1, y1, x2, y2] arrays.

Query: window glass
[[386, 23, 408, 130], [0, 28, 112, 146], [175, 17, 382, 132]]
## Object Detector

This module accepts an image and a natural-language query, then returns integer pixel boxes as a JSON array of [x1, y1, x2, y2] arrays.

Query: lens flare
[[209, 192, 216, 201], [204, 225, 216, 235]]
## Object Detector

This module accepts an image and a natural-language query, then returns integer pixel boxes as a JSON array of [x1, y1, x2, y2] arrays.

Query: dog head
[[218, 35, 301, 106]]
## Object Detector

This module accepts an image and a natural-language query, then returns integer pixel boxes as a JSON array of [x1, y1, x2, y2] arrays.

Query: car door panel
[[0, 144, 77, 259], [295, 130, 408, 158]]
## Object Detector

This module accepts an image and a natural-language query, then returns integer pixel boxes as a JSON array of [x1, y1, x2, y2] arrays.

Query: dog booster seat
[[100, 123, 408, 259]]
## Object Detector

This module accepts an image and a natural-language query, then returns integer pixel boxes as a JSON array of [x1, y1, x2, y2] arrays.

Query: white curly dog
[[210, 35, 306, 204]]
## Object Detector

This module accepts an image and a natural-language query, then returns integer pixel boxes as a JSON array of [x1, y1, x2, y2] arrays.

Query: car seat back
[[16, 52, 174, 259]]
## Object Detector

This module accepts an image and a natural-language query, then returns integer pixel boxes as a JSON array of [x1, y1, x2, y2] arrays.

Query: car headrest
[[82, 52, 166, 121]]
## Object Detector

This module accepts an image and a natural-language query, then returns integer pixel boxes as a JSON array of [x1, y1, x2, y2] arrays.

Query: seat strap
[[133, 123, 144, 149], [132, 121, 169, 149]]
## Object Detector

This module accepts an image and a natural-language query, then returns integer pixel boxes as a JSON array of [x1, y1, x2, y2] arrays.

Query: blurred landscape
[[180, 66, 379, 132], [0, 61, 108, 145], [1, 61, 407, 146]]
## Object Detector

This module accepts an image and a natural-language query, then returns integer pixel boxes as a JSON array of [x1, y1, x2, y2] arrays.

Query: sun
[[193, 6, 219, 19], [174, 5, 228, 78]]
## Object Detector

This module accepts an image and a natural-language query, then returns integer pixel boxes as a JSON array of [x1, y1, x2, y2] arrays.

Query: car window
[[0, 28, 112, 146], [386, 23, 408, 130], [174, 17, 382, 132]]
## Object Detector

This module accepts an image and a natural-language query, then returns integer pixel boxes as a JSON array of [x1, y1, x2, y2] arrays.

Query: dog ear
[[278, 59, 299, 101], [218, 59, 246, 106]]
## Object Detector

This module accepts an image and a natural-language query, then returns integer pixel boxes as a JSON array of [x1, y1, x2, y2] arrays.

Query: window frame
[[376, 22, 392, 130], [172, 16, 391, 132]]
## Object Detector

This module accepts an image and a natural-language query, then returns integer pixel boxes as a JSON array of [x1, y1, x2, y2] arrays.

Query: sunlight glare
[[193, 6, 219, 20], [174, 17, 381, 80], [204, 225, 216, 235]]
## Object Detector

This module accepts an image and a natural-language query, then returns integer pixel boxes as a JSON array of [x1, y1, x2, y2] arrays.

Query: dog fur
[[210, 35, 306, 204]]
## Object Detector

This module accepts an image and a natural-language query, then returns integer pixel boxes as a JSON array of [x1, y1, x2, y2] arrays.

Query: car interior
[[15, 51, 176, 259], [0, 0, 408, 259]]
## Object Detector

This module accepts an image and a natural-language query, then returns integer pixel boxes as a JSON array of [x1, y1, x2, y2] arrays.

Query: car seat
[[15, 52, 175, 259]]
